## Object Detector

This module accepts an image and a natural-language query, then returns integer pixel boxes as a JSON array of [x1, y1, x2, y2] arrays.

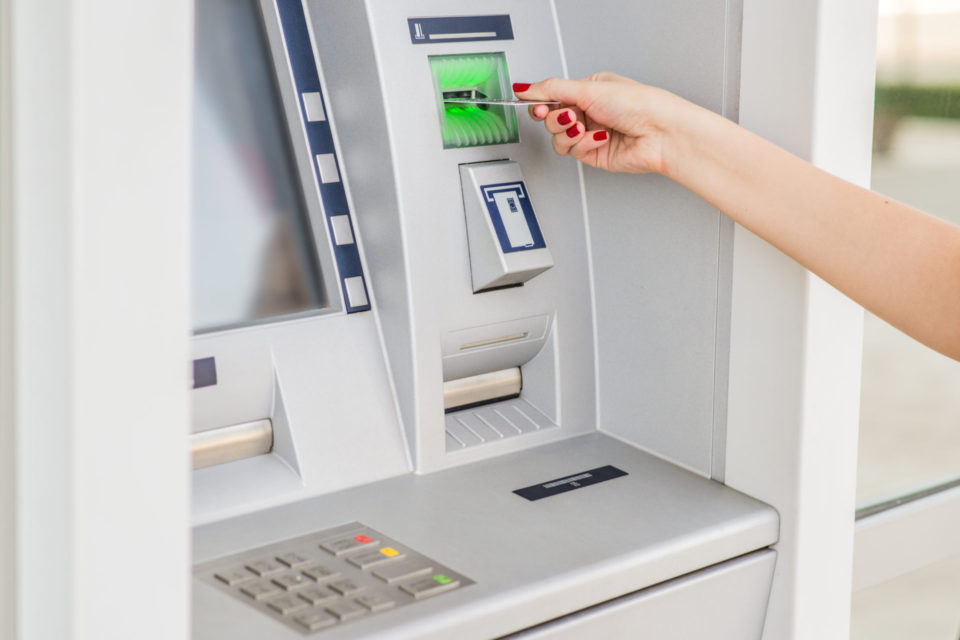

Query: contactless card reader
[[460, 161, 554, 292]]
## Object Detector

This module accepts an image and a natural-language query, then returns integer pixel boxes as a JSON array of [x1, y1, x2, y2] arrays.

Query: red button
[[354, 535, 372, 544]]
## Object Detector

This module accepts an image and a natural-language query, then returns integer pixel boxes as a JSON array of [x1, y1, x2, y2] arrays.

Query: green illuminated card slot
[[430, 53, 518, 149]]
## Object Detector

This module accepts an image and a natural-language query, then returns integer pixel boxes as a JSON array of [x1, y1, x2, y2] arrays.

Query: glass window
[[856, 0, 960, 510], [851, 553, 960, 639]]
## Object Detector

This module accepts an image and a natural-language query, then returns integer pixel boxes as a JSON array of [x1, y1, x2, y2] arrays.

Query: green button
[[433, 574, 453, 585]]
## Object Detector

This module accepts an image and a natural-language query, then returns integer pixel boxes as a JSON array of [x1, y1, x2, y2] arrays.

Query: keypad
[[195, 522, 472, 635], [273, 572, 313, 591], [214, 567, 255, 586], [240, 580, 283, 601], [298, 585, 337, 606], [293, 608, 337, 631], [372, 559, 433, 584], [246, 559, 285, 577], [303, 564, 340, 582], [356, 592, 395, 613], [400, 574, 461, 599]]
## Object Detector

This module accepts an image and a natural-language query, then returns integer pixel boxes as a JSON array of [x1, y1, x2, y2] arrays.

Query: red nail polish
[[593, 131, 608, 141], [565, 124, 580, 138], [557, 111, 572, 126], [512, 82, 532, 93]]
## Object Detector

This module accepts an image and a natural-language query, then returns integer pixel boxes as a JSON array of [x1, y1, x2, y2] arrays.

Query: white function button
[[329, 215, 355, 246], [343, 276, 369, 308], [316, 153, 340, 183], [302, 91, 326, 122]]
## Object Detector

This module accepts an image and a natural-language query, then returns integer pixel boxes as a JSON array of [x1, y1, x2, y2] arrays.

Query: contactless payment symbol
[[480, 181, 546, 253]]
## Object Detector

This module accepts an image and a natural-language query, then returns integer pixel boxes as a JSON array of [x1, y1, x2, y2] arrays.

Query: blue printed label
[[480, 181, 547, 254]]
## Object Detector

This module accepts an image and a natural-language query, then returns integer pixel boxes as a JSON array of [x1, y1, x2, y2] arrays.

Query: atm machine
[[190, 1, 779, 638]]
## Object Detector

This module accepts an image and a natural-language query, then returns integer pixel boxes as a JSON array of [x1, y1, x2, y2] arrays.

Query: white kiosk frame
[[2, 1, 918, 639]]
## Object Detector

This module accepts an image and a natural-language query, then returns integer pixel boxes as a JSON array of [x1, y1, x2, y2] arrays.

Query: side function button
[[326, 599, 366, 622], [293, 608, 337, 631], [400, 574, 461, 599], [356, 592, 396, 613], [320, 534, 378, 557], [240, 580, 284, 601], [245, 559, 285, 577], [347, 547, 406, 569], [298, 585, 338, 606], [214, 567, 255, 586], [267, 594, 309, 616], [373, 560, 433, 584]]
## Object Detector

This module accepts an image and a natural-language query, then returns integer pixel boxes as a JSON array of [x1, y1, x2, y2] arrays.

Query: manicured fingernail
[[557, 111, 572, 126], [565, 123, 581, 138], [593, 131, 608, 141], [513, 82, 532, 93]]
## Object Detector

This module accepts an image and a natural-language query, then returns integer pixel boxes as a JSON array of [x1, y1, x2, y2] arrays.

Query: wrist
[[650, 90, 701, 181]]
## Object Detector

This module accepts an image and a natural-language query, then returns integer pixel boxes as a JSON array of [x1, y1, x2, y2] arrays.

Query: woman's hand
[[520, 72, 960, 360], [514, 72, 689, 176]]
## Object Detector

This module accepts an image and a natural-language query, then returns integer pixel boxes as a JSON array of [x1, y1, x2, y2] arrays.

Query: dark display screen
[[192, 0, 324, 332]]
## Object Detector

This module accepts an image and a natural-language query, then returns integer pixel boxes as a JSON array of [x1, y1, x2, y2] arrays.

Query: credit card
[[442, 98, 561, 106]]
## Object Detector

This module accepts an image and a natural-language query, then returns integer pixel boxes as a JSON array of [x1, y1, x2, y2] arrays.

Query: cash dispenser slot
[[190, 419, 274, 470], [442, 315, 557, 450], [443, 367, 522, 412]]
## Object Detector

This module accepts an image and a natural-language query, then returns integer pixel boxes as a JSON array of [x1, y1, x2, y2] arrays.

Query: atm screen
[[192, 0, 324, 332]]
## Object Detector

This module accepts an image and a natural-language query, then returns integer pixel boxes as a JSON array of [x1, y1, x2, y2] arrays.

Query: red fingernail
[[565, 124, 581, 138], [512, 82, 532, 93], [593, 131, 608, 141], [557, 111, 572, 126]]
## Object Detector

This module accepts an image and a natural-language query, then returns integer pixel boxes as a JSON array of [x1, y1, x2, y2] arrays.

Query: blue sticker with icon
[[480, 181, 546, 253]]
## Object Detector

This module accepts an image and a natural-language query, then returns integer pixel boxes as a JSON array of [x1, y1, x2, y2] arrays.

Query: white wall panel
[[727, 0, 876, 638], [8, 1, 194, 638]]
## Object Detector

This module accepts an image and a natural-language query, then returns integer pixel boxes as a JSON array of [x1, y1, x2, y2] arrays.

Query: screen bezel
[[192, 0, 344, 337], [190, 0, 359, 433]]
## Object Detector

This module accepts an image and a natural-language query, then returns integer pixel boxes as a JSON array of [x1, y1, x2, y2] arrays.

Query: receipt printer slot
[[460, 161, 554, 292]]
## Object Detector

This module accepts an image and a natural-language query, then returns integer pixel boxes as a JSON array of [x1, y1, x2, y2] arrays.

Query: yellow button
[[380, 547, 400, 557]]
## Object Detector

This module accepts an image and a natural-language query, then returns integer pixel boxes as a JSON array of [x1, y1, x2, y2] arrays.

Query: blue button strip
[[274, 0, 370, 313]]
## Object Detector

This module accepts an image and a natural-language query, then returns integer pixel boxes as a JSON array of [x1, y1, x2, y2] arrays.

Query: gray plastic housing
[[190, 0, 772, 637], [193, 434, 778, 639], [309, 0, 597, 474]]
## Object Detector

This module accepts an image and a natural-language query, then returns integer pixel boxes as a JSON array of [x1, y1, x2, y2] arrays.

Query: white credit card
[[443, 98, 561, 106]]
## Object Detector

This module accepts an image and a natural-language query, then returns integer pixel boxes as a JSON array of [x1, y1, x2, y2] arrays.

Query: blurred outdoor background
[[851, 0, 960, 637]]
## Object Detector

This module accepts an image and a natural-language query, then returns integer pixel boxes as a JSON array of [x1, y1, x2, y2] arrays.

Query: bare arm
[[517, 75, 960, 360]]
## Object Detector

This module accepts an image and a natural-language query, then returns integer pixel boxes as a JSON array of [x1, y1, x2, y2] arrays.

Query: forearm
[[662, 101, 960, 359]]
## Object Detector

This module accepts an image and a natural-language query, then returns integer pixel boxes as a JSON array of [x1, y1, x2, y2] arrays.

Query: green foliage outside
[[875, 84, 960, 119]]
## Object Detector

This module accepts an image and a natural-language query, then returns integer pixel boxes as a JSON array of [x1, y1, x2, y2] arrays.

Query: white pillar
[[4, 2, 194, 638], [1, 0, 16, 636], [727, 0, 877, 638]]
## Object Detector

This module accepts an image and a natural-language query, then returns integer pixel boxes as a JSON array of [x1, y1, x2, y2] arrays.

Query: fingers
[[568, 129, 609, 164], [528, 103, 551, 120], [514, 77, 598, 111], [514, 79, 609, 161], [551, 122, 609, 159], [543, 107, 584, 134]]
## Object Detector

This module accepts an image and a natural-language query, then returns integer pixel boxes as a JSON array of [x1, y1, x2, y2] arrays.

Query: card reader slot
[[191, 419, 274, 470]]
